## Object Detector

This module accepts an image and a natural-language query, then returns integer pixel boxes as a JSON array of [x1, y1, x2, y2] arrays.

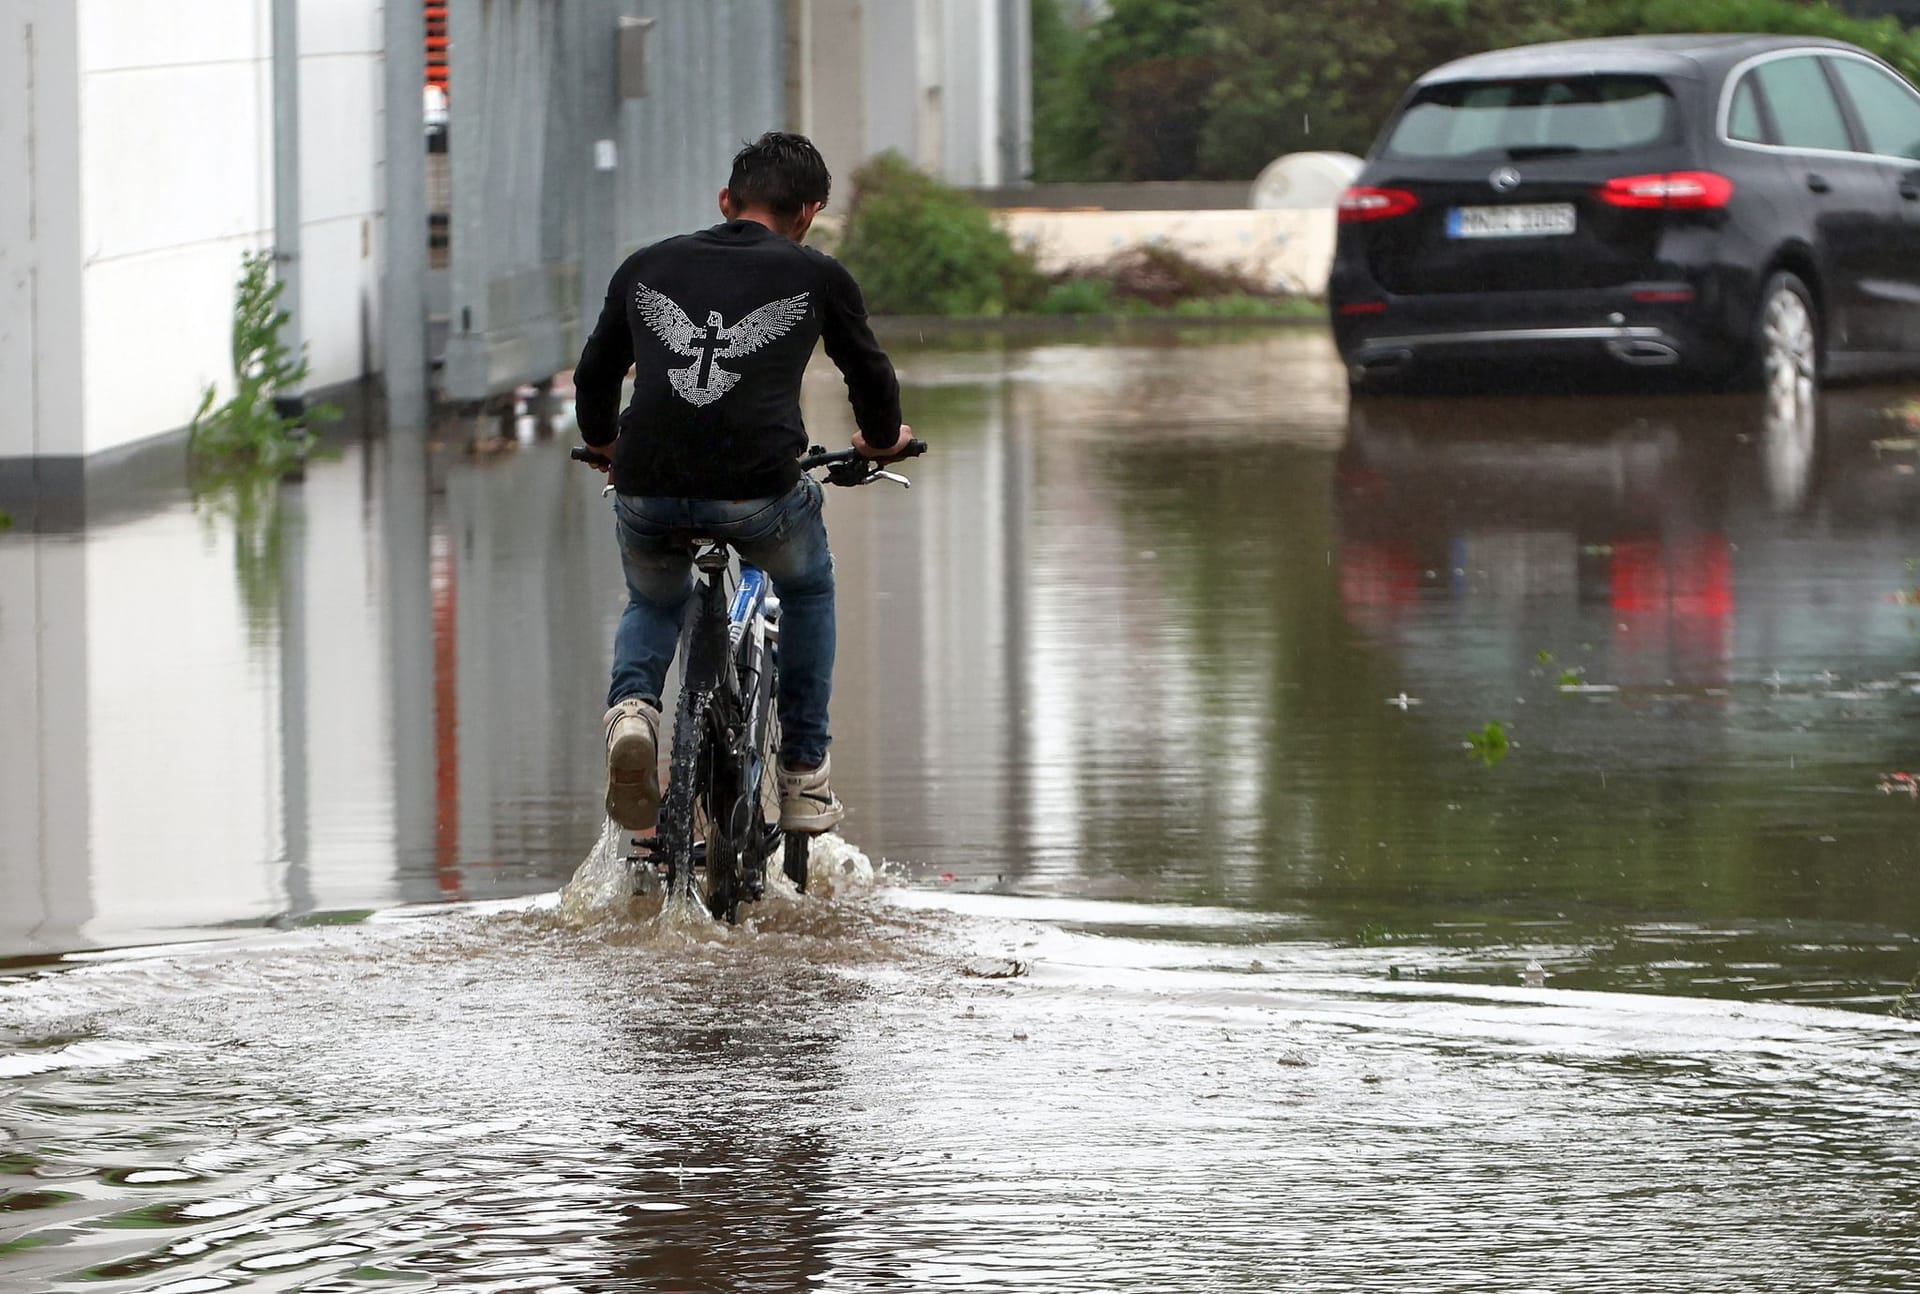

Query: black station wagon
[[1329, 35, 1920, 391]]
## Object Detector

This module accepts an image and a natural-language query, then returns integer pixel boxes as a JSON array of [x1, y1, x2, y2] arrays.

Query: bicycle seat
[[656, 535, 734, 572]]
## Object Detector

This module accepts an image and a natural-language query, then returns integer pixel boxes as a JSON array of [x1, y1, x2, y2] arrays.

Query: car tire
[[1738, 271, 1820, 395]]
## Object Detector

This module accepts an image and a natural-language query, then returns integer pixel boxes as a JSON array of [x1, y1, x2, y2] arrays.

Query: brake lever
[[824, 459, 878, 488], [872, 470, 911, 488]]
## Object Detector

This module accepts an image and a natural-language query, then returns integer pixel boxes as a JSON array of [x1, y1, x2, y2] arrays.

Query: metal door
[[439, 0, 786, 405]]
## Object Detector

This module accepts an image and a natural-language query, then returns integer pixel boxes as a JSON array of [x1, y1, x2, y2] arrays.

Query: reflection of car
[[1330, 36, 1920, 393], [1333, 387, 1920, 722]]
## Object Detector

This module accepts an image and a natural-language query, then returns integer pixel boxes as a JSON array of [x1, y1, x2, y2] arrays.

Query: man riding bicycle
[[572, 131, 912, 839]]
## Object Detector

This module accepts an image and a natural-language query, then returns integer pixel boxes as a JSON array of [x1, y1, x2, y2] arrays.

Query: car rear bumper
[[1329, 274, 1749, 382], [1345, 323, 1686, 378]]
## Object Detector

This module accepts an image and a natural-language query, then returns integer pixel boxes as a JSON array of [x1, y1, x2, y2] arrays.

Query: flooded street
[[4, 327, 1920, 1289]]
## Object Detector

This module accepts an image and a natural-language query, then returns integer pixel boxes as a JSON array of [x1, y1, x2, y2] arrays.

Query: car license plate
[[1447, 203, 1577, 239]]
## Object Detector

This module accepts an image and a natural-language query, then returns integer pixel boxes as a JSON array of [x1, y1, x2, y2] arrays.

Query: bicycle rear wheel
[[657, 677, 714, 909], [658, 588, 736, 915]]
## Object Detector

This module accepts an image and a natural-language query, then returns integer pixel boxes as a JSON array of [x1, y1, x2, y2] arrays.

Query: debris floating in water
[[962, 958, 1029, 980]]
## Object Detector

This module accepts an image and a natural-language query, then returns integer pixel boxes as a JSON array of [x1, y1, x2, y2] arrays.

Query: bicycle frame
[[724, 559, 779, 849]]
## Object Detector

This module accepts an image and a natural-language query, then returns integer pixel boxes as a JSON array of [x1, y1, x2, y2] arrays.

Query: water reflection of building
[[0, 421, 427, 953], [822, 332, 1350, 892]]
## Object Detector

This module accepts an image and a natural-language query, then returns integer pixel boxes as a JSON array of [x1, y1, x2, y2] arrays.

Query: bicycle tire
[[702, 684, 751, 923], [657, 677, 713, 909], [740, 630, 784, 903], [755, 617, 807, 893], [658, 589, 731, 914]]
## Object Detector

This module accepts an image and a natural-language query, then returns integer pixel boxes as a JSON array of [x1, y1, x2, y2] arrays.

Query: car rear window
[[1382, 75, 1677, 161]]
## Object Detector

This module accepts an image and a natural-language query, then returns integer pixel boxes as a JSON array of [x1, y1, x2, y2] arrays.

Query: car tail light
[[1595, 171, 1734, 209], [1337, 301, 1388, 316], [1338, 187, 1419, 223]]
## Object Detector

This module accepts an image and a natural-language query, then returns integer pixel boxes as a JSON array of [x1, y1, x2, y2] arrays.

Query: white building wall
[[1, 0, 385, 461], [942, 0, 990, 187], [796, 0, 1028, 190], [860, 1, 920, 167], [1, 2, 86, 459], [296, 0, 386, 389], [76, 0, 275, 458]]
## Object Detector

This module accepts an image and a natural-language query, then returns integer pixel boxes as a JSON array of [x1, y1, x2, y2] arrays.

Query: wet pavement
[[3, 327, 1920, 1289]]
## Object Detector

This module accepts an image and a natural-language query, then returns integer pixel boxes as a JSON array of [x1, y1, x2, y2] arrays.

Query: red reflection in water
[[1339, 540, 1421, 630], [431, 530, 462, 896], [1609, 535, 1733, 678]]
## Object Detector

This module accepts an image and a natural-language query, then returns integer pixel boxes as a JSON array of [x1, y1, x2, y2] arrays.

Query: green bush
[[836, 156, 1318, 319], [1037, 278, 1122, 315], [836, 153, 1045, 317]]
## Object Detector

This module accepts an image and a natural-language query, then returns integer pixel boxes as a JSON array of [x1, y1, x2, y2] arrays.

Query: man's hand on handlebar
[[854, 424, 916, 461]]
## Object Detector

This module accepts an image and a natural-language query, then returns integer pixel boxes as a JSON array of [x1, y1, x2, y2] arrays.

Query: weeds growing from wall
[[189, 249, 336, 640], [189, 250, 335, 474]]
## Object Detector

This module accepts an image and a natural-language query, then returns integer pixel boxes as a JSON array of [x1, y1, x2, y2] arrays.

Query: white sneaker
[[604, 698, 662, 830], [778, 754, 845, 834]]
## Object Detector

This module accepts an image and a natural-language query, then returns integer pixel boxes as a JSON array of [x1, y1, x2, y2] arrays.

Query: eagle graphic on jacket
[[634, 282, 812, 407]]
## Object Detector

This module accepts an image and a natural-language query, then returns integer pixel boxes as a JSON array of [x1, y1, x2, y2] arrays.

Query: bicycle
[[572, 439, 926, 922]]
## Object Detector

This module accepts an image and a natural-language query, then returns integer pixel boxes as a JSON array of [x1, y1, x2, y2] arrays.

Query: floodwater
[[3, 327, 1919, 1290]]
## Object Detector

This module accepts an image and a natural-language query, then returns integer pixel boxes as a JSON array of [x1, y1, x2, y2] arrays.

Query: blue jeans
[[608, 477, 835, 767]]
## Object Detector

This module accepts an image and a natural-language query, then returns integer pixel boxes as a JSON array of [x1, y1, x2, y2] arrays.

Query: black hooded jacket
[[573, 219, 902, 499]]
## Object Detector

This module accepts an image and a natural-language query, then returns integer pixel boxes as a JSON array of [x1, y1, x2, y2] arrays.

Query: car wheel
[[1742, 271, 1819, 396]]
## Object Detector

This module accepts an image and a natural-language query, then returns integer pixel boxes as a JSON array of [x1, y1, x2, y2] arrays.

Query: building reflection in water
[[0, 389, 599, 955]]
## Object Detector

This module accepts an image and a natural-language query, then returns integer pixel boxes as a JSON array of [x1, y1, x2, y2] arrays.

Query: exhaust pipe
[[1607, 338, 1679, 366], [1355, 349, 1414, 376]]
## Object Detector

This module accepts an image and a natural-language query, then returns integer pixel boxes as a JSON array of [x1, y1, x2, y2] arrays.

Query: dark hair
[[727, 131, 831, 221]]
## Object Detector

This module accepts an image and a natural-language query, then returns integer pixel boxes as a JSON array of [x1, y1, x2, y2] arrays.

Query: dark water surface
[[3, 329, 1919, 1290]]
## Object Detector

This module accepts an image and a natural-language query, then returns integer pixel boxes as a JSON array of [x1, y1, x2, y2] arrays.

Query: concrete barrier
[[995, 208, 1336, 297]]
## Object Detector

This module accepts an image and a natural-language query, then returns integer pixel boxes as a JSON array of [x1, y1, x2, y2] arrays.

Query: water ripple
[[1, 879, 1916, 1292]]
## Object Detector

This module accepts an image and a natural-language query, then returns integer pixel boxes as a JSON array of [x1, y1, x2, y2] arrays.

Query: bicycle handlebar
[[796, 438, 927, 472], [571, 438, 927, 487]]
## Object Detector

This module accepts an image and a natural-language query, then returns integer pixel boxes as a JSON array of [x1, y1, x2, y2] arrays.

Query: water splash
[[556, 819, 648, 925], [804, 833, 889, 896]]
